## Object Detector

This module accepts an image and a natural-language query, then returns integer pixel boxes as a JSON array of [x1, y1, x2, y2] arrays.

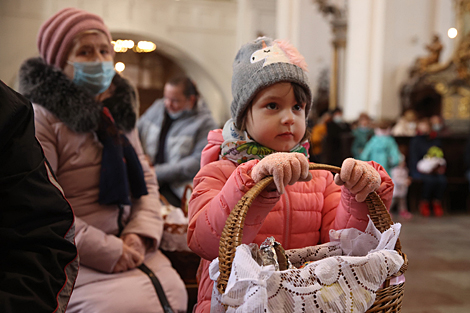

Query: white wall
[[297, 0, 333, 101]]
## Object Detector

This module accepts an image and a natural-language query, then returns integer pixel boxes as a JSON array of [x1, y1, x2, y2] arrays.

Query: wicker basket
[[217, 163, 408, 312]]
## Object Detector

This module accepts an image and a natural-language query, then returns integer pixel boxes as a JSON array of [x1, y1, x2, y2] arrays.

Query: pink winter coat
[[33, 104, 187, 313], [187, 129, 394, 313]]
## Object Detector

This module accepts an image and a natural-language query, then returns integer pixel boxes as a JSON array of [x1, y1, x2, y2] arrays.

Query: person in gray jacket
[[138, 76, 218, 207]]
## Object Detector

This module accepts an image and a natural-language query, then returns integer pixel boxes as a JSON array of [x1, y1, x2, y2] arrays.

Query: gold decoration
[[458, 96, 470, 118], [416, 35, 443, 72], [435, 83, 448, 94], [443, 96, 454, 119], [458, 86, 470, 96]]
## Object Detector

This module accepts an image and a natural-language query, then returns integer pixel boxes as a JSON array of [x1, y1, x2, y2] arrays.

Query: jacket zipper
[[117, 204, 125, 237], [283, 192, 290, 247]]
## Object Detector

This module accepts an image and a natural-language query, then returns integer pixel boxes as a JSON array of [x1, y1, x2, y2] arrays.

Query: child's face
[[417, 121, 431, 134], [246, 82, 306, 152], [358, 117, 370, 128]]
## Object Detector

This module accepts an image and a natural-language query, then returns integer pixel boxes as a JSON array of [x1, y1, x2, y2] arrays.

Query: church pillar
[[343, 0, 386, 121], [276, 0, 302, 46]]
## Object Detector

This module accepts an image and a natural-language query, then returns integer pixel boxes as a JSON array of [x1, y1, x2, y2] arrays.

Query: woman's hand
[[251, 152, 312, 194], [122, 233, 146, 257], [112, 242, 144, 273], [334, 158, 381, 202]]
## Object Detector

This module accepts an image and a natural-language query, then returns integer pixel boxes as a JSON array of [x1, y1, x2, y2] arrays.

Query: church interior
[[1, 0, 470, 312]]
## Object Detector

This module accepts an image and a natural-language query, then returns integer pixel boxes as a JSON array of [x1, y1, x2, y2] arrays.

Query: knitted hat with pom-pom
[[231, 37, 312, 129], [37, 7, 112, 69]]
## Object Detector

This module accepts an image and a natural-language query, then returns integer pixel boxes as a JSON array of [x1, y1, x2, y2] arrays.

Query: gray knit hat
[[231, 37, 313, 129]]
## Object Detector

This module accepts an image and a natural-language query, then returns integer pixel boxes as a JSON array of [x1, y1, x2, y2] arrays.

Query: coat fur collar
[[18, 57, 137, 133]]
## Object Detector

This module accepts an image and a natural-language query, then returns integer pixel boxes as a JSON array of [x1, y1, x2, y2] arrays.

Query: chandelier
[[112, 40, 157, 53]]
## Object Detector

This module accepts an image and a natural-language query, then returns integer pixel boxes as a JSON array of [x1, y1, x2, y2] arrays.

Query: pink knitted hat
[[37, 7, 113, 69]]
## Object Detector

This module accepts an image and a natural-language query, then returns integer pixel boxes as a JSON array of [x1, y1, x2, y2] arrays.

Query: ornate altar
[[401, 0, 470, 133]]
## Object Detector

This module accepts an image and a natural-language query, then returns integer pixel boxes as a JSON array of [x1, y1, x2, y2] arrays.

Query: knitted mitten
[[251, 152, 312, 194], [334, 158, 381, 202]]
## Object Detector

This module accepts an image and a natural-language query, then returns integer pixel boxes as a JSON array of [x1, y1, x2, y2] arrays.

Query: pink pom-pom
[[275, 39, 308, 72]]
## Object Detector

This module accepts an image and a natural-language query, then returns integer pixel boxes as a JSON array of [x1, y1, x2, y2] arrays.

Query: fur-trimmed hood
[[18, 57, 138, 133]]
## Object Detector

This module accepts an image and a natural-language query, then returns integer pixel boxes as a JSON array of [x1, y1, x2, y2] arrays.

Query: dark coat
[[408, 134, 443, 178], [0, 80, 78, 313]]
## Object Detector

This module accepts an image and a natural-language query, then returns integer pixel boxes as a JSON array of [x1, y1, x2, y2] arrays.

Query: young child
[[391, 155, 413, 219], [409, 118, 447, 216], [360, 119, 402, 174], [351, 112, 374, 159], [391, 109, 418, 136], [187, 37, 394, 313]]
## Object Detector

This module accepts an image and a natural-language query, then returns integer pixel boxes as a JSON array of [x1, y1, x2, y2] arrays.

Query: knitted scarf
[[220, 119, 309, 164], [96, 107, 148, 205]]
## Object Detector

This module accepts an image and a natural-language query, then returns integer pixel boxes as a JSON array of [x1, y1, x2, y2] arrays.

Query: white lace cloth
[[210, 218, 403, 313]]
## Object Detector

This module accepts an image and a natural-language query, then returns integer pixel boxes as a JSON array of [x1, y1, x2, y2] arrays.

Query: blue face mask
[[432, 124, 442, 132], [69, 61, 115, 95]]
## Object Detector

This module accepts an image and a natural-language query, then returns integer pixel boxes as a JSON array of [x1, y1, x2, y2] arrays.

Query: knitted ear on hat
[[37, 7, 113, 69], [230, 37, 313, 129]]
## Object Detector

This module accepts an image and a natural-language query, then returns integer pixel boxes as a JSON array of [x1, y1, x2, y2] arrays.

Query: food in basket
[[259, 237, 293, 271], [273, 240, 291, 270]]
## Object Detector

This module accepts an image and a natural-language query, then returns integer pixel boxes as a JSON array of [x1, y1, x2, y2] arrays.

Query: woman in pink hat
[[18, 7, 187, 313]]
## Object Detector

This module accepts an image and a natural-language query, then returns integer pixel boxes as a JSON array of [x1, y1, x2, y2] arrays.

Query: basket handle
[[180, 184, 193, 217], [217, 163, 407, 294]]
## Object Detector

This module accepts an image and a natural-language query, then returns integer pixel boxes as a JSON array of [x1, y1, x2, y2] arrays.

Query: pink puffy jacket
[[187, 129, 394, 312]]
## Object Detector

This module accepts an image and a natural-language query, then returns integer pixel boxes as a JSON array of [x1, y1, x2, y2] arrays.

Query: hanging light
[[112, 39, 156, 53], [134, 41, 157, 53], [112, 40, 135, 52], [115, 62, 125, 72], [448, 28, 458, 39]]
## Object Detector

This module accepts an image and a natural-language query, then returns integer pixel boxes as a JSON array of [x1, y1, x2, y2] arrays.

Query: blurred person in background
[[351, 112, 374, 160], [409, 118, 447, 217], [391, 109, 418, 137], [309, 110, 331, 163], [138, 76, 217, 207], [324, 108, 351, 167], [359, 119, 402, 175]]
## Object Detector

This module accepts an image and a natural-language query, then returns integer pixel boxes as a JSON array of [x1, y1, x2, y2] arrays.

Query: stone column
[[276, 0, 302, 46], [343, 0, 386, 121]]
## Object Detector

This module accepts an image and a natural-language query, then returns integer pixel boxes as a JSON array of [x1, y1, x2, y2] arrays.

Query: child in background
[[187, 37, 394, 313], [351, 112, 374, 159], [360, 119, 402, 174], [409, 118, 447, 217], [391, 155, 413, 219], [392, 109, 418, 136], [430, 114, 450, 136]]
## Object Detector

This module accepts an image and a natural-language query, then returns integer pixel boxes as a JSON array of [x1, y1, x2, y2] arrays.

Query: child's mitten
[[334, 158, 381, 202], [251, 152, 312, 194]]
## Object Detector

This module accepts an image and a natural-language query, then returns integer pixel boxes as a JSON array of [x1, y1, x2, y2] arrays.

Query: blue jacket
[[351, 127, 374, 159], [360, 135, 401, 174]]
